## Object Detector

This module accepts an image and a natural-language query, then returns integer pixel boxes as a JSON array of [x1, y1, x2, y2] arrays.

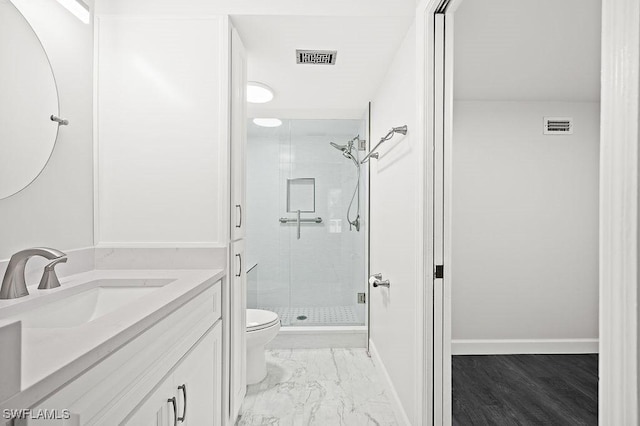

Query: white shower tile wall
[[246, 120, 367, 325]]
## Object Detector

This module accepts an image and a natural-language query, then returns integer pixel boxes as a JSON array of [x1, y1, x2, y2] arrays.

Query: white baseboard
[[451, 338, 599, 355], [368, 339, 411, 426], [267, 327, 367, 349]]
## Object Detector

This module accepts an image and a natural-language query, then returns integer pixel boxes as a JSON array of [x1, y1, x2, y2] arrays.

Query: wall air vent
[[296, 50, 337, 65], [544, 117, 573, 135]]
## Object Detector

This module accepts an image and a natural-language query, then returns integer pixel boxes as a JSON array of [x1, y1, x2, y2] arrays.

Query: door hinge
[[358, 293, 366, 304], [435, 265, 444, 279]]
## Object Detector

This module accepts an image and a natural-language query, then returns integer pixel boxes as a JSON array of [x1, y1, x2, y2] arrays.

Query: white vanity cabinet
[[21, 279, 223, 426], [124, 324, 221, 426]]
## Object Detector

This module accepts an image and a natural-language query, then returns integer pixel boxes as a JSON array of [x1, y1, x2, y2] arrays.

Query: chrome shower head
[[330, 141, 349, 151], [393, 125, 408, 135]]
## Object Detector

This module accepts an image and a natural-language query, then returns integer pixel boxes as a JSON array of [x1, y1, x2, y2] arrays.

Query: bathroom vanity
[[0, 269, 224, 425]]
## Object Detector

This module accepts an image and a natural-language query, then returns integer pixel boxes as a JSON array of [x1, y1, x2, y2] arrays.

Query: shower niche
[[287, 178, 316, 213], [245, 119, 368, 327]]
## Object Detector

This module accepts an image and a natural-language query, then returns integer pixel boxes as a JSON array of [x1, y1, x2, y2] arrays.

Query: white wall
[[451, 101, 600, 345], [95, 16, 227, 246], [0, 0, 94, 260], [369, 22, 418, 423]]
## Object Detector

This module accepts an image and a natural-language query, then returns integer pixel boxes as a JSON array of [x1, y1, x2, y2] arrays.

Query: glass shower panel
[[246, 118, 366, 327], [245, 121, 291, 320], [286, 119, 366, 326]]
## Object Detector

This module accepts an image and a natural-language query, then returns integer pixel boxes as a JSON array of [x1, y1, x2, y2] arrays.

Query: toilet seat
[[246, 309, 279, 332]]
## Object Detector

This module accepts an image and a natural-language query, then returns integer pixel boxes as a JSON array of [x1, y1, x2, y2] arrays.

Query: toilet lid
[[246, 309, 279, 332]]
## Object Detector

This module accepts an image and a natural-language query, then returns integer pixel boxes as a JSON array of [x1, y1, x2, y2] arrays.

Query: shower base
[[259, 305, 363, 326]]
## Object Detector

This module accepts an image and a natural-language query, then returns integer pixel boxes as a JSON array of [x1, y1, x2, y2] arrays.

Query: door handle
[[168, 396, 177, 426], [177, 384, 187, 422], [236, 204, 242, 228], [370, 273, 390, 288], [296, 209, 301, 240], [235, 253, 242, 277]]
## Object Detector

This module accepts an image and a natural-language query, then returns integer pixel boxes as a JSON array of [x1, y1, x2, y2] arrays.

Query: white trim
[[369, 339, 412, 426], [267, 327, 367, 349], [92, 17, 101, 247], [414, 4, 432, 426], [432, 12, 446, 426], [416, 2, 440, 424], [442, 8, 455, 426], [599, 0, 640, 423], [94, 242, 227, 248], [452, 339, 599, 355]]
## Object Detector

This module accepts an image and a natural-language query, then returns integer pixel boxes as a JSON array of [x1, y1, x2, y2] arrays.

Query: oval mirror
[[0, 0, 60, 200]]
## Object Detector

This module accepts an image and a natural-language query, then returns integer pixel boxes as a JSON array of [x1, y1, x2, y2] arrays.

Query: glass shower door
[[283, 119, 367, 326], [246, 118, 367, 327]]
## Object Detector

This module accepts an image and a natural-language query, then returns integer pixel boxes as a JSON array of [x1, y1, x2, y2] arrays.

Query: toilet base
[[246, 344, 267, 385]]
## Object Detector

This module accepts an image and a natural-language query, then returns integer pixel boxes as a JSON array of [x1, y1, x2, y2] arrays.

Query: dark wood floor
[[452, 354, 598, 426]]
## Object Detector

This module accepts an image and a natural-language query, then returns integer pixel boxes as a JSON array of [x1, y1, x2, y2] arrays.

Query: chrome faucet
[[0, 248, 67, 299]]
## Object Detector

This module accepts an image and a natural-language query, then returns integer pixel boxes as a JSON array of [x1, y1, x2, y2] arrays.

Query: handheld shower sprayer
[[328, 135, 362, 231], [360, 124, 408, 164]]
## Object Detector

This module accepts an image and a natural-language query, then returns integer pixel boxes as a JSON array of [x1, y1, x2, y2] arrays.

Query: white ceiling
[[233, 15, 414, 119], [454, 0, 601, 102], [97, 0, 416, 19]]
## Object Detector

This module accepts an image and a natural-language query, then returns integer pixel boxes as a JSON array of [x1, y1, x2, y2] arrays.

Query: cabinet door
[[230, 240, 247, 422], [171, 322, 221, 426], [122, 376, 174, 426], [230, 26, 247, 241]]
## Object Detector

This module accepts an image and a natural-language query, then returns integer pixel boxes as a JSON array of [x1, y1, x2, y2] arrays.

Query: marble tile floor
[[237, 349, 399, 426]]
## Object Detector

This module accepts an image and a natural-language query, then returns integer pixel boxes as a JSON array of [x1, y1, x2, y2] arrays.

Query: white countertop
[[0, 268, 224, 411]]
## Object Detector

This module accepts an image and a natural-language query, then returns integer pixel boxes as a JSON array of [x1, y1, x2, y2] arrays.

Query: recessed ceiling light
[[56, 0, 90, 24], [247, 82, 274, 104], [253, 118, 282, 128]]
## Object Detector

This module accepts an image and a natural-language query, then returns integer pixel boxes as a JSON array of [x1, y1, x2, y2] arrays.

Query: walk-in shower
[[246, 119, 368, 327]]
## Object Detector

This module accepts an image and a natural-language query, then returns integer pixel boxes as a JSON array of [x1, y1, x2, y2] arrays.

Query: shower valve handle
[[370, 273, 390, 288]]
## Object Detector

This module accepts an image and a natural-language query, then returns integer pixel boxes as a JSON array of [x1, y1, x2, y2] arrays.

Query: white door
[[123, 377, 174, 426], [231, 27, 247, 242], [173, 324, 222, 426], [230, 239, 247, 421]]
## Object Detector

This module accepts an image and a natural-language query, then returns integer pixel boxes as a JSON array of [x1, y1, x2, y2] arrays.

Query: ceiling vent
[[544, 117, 573, 135], [296, 50, 337, 65]]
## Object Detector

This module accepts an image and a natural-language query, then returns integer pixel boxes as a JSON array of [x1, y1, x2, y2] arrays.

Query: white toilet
[[246, 309, 280, 384]]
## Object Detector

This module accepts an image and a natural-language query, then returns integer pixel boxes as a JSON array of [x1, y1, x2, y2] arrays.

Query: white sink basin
[[2, 278, 172, 329], [22, 286, 157, 328]]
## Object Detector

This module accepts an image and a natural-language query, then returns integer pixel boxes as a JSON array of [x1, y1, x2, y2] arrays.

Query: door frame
[[598, 0, 640, 423], [430, 0, 640, 424], [415, 0, 449, 423]]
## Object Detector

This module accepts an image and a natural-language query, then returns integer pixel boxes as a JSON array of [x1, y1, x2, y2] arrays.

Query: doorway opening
[[433, 0, 602, 423]]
